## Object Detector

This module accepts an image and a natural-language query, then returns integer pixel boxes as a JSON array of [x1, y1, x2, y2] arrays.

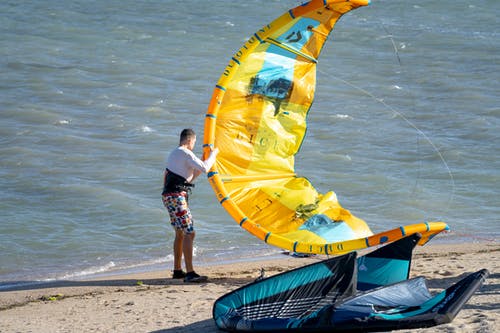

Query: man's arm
[[186, 148, 219, 182]]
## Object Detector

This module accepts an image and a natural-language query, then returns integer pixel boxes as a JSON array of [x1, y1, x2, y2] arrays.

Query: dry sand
[[1, 241, 498, 333]]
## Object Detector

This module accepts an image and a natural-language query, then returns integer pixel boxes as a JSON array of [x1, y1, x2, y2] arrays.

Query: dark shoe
[[172, 270, 186, 279], [184, 271, 208, 283]]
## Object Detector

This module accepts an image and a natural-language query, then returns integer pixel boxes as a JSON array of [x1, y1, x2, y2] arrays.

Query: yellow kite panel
[[203, 0, 448, 255]]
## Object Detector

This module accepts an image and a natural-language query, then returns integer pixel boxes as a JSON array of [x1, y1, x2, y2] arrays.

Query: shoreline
[[0, 240, 498, 332], [1, 230, 495, 291], [0, 247, 286, 293]]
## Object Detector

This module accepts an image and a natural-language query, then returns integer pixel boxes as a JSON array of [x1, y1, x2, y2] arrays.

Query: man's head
[[180, 128, 196, 150]]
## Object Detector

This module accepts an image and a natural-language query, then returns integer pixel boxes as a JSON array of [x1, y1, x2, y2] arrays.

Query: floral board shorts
[[162, 192, 194, 234]]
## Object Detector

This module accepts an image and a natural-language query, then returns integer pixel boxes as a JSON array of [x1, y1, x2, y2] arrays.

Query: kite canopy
[[203, 0, 448, 254], [213, 237, 489, 332]]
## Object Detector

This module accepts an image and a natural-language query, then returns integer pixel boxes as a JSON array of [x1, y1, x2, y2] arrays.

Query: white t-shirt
[[166, 146, 216, 182]]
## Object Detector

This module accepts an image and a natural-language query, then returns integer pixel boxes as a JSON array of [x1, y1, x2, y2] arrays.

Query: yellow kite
[[203, 0, 448, 255]]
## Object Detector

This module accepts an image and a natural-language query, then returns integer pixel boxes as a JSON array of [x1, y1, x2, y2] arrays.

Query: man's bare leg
[[183, 231, 195, 273], [173, 229, 184, 271]]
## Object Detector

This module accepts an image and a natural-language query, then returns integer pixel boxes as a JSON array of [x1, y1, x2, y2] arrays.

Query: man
[[162, 128, 218, 282]]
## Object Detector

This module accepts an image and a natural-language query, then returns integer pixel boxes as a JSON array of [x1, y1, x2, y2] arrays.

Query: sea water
[[1, 0, 498, 287]]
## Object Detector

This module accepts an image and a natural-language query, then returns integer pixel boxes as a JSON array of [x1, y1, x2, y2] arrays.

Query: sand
[[0, 241, 498, 333]]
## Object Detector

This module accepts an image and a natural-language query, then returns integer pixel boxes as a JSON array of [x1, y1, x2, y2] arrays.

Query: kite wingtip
[[349, 0, 371, 6]]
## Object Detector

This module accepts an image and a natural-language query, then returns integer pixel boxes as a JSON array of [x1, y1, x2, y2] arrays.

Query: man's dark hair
[[180, 128, 196, 143]]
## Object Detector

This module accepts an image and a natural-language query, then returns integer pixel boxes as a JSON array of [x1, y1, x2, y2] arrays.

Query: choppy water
[[1, 0, 498, 288]]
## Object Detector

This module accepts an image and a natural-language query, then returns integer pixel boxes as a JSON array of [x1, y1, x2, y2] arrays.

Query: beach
[[1, 1, 498, 332], [1, 241, 498, 333]]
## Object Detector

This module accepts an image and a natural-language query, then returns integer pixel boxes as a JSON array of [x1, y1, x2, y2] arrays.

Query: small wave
[[331, 114, 353, 120], [54, 119, 71, 125], [140, 125, 154, 133], [56, 261, 117, 280], [107, 103, 125, 110], [56, 256, 175, 281]]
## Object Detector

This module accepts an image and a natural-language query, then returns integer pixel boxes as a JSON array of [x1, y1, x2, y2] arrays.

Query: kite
[[213, 234, 489, 332], [203, 0, 448, 255]]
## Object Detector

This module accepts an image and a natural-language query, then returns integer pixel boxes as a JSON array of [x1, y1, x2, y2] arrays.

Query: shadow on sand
[[150, 319, 219, 333], [0, 275, 255, 293]]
